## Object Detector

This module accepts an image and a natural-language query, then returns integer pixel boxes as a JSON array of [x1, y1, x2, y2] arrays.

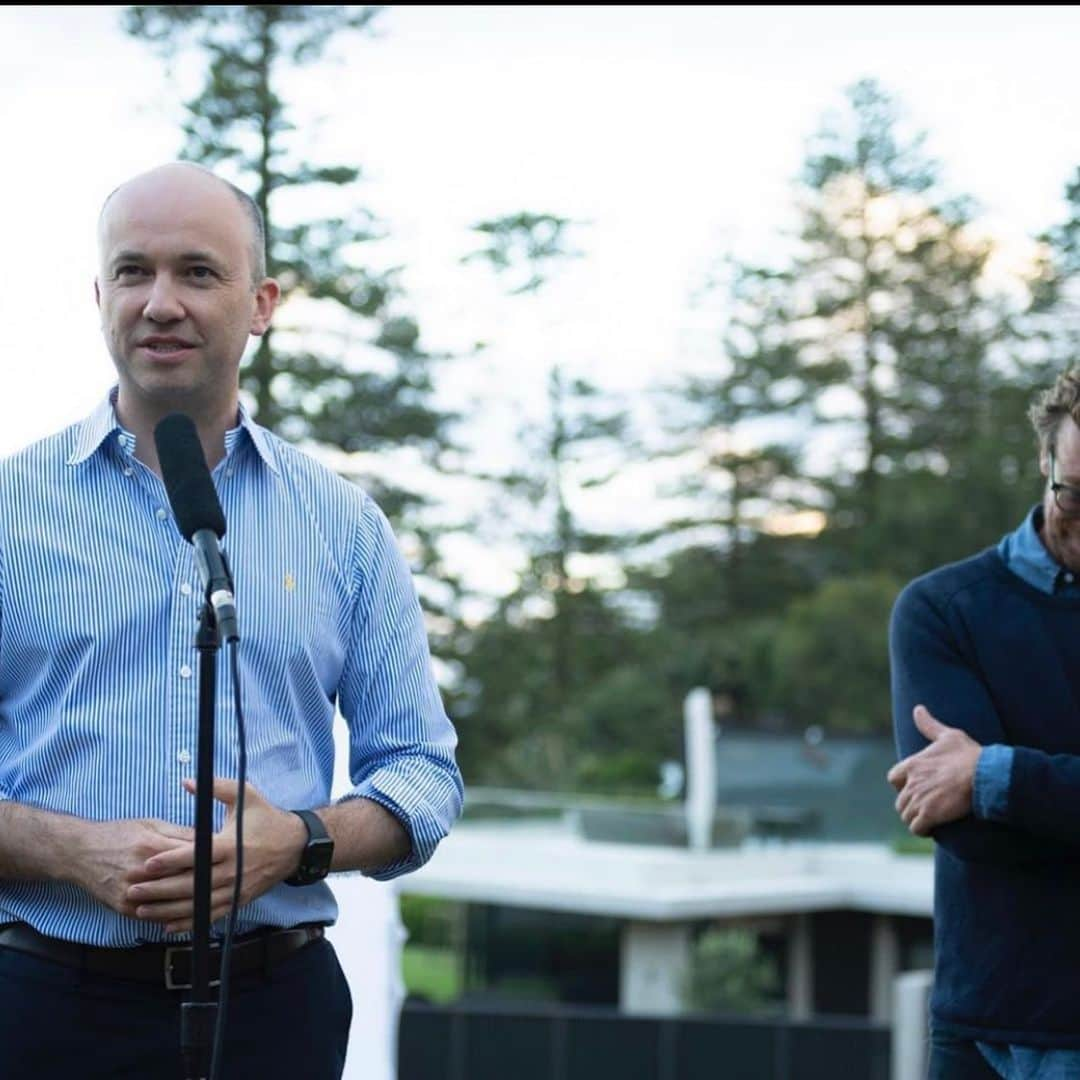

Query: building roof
[[712, 732, 899, 842], [397, 818, 933, 922]]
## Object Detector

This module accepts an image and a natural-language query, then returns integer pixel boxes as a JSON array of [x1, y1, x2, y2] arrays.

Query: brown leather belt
[[0, 921, 325, 990]]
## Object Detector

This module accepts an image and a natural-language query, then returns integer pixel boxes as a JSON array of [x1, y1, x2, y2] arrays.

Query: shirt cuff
[[973, 744, 1013, 822], [344, 764, 460, 882], [341, 790, 417, 881]]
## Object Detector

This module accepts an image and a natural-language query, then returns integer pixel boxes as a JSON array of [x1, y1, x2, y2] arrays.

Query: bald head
[[95, 161, 280, 440], [99, 163, 266, 286]]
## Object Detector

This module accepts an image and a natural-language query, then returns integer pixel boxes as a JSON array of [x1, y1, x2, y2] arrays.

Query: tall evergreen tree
[[670, 79, 1037, 585], [637, 79, 1048, 736], [121, 6, 457, 537], [452, 213, 643, 787]]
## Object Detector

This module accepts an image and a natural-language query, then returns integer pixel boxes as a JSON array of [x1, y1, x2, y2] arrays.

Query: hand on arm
[[888, 705, 982, 836], [127, 777, 306, 934], [0, 802, 194, 921], [0, 779, 412, 935], [126, 778, 412, 933], [889, 580, 1051, 864]]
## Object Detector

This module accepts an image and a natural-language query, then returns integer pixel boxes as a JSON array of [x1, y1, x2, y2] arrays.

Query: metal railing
[[398, 999, 891, 1080]]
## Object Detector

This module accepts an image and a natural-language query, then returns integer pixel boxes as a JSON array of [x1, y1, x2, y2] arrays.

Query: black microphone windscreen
[[153, 413, 227, 541]]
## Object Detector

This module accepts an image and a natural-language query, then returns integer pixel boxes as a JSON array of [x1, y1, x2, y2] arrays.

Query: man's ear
[[1039, 447, 1051, 478], [250, 278, 280, 337]]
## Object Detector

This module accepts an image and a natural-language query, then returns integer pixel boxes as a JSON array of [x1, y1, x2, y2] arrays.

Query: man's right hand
[[67, 818, 195, 922], [887, 705, 982, 836]]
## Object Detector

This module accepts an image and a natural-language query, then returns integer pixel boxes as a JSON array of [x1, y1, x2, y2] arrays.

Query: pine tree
[[671, 79, 1036, 583], [121, 6, 458, 537], [453, 212, 641, 787]]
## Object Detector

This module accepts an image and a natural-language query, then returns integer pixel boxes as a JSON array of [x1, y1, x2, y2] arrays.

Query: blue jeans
[[0, 936, 352, 1079]]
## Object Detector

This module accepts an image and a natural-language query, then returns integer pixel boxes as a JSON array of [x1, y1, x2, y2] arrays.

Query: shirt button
[[180, 583, 193, 596], [156, 508, 168, 521], [177, 749, 192, 765], [123, 467, 134, 478], [225, 468, 234, 478], [179, 664, 192, 679]]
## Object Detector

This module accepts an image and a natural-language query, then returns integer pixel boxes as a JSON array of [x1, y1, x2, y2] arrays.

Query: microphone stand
[[180, 601, 221, 1080]]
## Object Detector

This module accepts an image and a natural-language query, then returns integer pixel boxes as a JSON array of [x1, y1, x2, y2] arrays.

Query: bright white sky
[[2, 5, 1080, 578]]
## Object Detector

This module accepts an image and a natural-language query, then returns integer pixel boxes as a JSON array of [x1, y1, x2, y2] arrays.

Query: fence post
[[891, 970, 932, 1080]]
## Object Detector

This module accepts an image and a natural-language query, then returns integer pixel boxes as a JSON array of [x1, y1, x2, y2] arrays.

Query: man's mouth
[[138, 338, 197, 359]]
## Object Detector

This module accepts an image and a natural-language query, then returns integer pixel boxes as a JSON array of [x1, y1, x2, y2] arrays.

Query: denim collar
[[998, 504, 1080, 594]]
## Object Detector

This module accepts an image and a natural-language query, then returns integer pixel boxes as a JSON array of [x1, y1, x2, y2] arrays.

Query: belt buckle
[[164, 944, 221, 991]]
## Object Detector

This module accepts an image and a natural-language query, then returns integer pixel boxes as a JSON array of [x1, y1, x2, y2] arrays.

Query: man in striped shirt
[[0, 162, 463, 1077]]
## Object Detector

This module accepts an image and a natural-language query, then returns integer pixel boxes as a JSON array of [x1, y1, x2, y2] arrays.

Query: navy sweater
[[891, 546, 1080, 1045]]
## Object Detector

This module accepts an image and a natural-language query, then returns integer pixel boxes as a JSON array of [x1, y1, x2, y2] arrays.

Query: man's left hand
[[126, 778, 307, 934], [886, 705, 982, 836]]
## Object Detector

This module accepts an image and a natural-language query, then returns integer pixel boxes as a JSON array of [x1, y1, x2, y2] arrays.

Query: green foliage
[[768, 574, 900, 734], [803, 77, 939, 194], [456, 78, 1077, 785], [120, 5, 457, 546], [627, 76, 1058, 754], [789, 80, 1007, 531], [665, 79, 1033, 571], [452, 587, 656, 789], [451, 212, 642, 787], [402, 945, 462, 1004], [1033, 166, 1080, 310], [464, 211, 583, 295], [400, 894, 460, 949], [684, 927, 782, 1014]]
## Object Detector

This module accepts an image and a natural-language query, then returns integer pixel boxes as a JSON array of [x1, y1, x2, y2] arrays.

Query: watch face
[[285, 812, 335, 886], [308, 836, 335, 877]]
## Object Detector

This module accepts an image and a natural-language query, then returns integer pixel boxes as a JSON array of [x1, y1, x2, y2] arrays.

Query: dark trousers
[[0, 936, 352, 1079], [928, 1025, 1002, 1079]]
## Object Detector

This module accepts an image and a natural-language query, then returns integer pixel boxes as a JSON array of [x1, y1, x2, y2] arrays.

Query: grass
[[402, 944, 462, 1003]]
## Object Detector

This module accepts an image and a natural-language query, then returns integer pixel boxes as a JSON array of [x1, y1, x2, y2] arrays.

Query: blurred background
[[4, 6, 1080, 1078]]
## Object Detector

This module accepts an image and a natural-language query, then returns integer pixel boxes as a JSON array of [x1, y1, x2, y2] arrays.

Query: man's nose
[[142, 274, 185, 322]]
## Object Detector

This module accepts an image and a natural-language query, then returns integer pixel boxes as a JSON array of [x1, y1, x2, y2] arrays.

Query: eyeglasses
[[1050, 450, 1080, 516]]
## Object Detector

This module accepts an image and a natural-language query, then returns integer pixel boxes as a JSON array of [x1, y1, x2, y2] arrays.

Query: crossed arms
[[889, 580, 1080, 863]]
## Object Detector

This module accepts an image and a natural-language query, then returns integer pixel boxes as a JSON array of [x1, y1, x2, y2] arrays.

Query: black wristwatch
[[284, 809, 335, 886]]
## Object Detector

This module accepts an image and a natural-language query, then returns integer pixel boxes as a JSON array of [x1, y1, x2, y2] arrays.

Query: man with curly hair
[[890, 366, 1080, 1077]]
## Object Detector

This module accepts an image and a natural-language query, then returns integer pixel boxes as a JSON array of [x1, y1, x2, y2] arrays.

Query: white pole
[[891, 970, 933, 1080], [683, 687, 716, 851]]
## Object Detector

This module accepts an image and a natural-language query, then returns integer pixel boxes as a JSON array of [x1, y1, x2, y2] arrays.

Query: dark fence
[[399, 1000, 891, 1080]]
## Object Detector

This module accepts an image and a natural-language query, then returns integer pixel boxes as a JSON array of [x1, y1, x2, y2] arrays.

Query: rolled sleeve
[[337, 498, 464, 881], [972, 744, 1013, 822], [345, 762, 462, 880]]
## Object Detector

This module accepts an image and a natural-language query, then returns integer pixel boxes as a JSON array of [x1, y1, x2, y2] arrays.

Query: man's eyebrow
[[107, 250, 148, 266], [106, 250, 227, 266]]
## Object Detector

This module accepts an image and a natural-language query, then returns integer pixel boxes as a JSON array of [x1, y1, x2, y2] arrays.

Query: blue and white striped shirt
[[0, 391, 463, 946]]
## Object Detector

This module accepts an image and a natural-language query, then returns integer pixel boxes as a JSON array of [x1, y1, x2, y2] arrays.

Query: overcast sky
[[2, 5, 1080, 570]]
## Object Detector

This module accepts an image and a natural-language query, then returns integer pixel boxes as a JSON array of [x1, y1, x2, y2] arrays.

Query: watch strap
[[292, 808, 329, 844], [285, 808, 334, 886]]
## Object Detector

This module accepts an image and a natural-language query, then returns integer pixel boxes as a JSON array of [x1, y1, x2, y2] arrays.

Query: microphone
[[153, 413, 239, 643]]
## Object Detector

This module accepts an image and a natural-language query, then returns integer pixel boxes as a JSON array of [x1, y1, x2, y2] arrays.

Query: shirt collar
[[67, 388, 280, 474], [998, 503, 1080, 594]]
